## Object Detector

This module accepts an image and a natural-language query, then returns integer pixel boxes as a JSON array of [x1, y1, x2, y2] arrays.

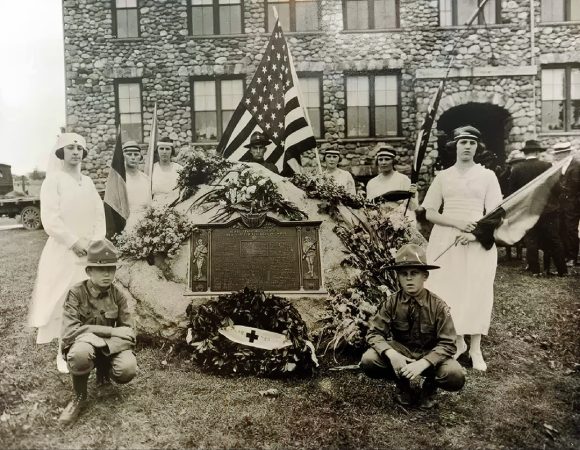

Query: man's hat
[[375, 143, 397, 160], [84, 240, 120, 267], [452, 125, 482, 142], [122, 141, 141, 153], [383, 244, 440, 271], [552, 142, 571, 154], [521, 139, 545, 154], [244, 131, 271, 148]]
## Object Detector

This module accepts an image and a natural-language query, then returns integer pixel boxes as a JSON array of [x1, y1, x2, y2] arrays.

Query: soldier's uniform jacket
[[366, 288, 457, 366], [61, 280, 134, 354]]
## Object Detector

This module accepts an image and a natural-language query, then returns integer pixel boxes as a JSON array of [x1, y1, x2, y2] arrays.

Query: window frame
[[344, 71, 401, 139], [187, 0, 245, 36], [297, 72, 324, 139], [114, 78, 144, 142], [264, 0, 320, 32], [541, 64, 580, 133], [438, 0, 501, 27], [342, 0, 401, 30], [541, 0, 580, 22], [190, 75, 246, 142], [112, 0, 141, 39]]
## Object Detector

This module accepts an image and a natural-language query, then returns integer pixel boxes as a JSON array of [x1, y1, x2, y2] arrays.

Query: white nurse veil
[[46, 133, 64, 175]]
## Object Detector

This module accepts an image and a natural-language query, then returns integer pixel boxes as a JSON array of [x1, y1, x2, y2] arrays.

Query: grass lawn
[[0, 229, 578, 449]]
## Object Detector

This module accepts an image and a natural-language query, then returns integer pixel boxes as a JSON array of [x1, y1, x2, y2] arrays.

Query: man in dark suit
[[508, 140, 567, 276]]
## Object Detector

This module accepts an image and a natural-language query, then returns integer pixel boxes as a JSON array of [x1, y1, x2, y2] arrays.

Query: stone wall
[[62, 0, 580, 189]]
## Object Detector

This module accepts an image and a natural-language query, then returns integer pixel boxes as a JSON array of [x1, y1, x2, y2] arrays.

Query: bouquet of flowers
[[114, 205, 196, 262], [292, 173, 369, 211], [192, 167, 306, 222], [174, 148, 234, 204]]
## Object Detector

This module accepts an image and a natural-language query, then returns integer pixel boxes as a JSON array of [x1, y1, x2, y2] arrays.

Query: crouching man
[[59, 239, 137, 425], [360, 244, 465, 409]]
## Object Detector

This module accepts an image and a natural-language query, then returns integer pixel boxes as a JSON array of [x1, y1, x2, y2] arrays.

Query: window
[[188, 0, 243, 35], [541, 0, 580, 22], [343, 0, 399, 30], [115, 80, 143, 142], [439, 0, 499, 26], [542, 66, 580, 132], [297, 75, 323, 138], [266, 0, 319, 32], [113, 0, 139, 38], [345, 73, 399, 137], [191, 77, 244, 141]]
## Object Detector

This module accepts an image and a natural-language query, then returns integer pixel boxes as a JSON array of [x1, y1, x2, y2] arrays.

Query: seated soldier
[[244, 131, 279, 174], [360, 243, 465, 409], [59, 239, 137, 425]]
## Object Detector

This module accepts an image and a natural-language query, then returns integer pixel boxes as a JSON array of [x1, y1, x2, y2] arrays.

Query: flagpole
[[273, 6, 322, 175], [144, 102, 158, 200]]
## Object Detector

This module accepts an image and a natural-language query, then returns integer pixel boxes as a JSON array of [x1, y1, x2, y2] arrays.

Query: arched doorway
[[435, 103, 512, 170]]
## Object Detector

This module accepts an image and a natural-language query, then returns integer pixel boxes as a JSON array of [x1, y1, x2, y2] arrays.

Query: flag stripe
[[104, 130, 129, 239], [221, 105, 253, 155], [103, 170, 130, 218], [224, 116, 259, 161]]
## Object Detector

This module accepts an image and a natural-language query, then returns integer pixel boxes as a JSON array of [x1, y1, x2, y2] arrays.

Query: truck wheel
[[21, 206, 42, 230]]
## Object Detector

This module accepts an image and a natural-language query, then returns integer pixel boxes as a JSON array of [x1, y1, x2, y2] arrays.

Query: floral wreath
[[185, 289, 317, 376]]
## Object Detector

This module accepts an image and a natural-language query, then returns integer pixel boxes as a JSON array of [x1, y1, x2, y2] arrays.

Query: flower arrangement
[[192, 167, 306, 222], [174, 148, 234, 204], [114, 205, 196, 262], [321, 205, 417, 352], [186, 288, 318, 376]]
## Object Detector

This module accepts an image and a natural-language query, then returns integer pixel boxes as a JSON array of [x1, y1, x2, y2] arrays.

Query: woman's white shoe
[[470, 351, 487, 371], [56, 352, 69, 374], [453, 339, 468, 360]]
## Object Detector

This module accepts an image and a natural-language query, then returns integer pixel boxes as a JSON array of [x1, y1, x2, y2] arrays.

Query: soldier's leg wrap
[[109, 350, 137, 384]]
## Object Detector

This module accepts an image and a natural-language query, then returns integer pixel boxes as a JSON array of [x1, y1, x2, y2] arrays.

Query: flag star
[[257, 77, 262, 84], [263, 85, 267, 92], [262, 103, 268, 111], [269, 94, 274, 101], [276, 103, 282, 110], [258, 96, 263, 103], [265, 123, 271, 129], [245, 98, 250, 105], [258, 114, 263, 121], [273, 131, 278, 138], [278, 73, 283, 80], [285, 80, 290, 87], [267, 55, 271, 61], [267, 75, 272, 81], [278, 122, 283, 129], [251, 87, 256, 94], [276, 53, 281, 60], [271, 113, 276, 121], [262, 66, 267, 73], [252, 105, 258, 112], [271, 45, 275, 50], [274, 84, 279, 91], [272, 64, 277, 71]]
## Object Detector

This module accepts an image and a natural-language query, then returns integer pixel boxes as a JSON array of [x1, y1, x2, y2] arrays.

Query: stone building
[[62, 0, 580, 189]]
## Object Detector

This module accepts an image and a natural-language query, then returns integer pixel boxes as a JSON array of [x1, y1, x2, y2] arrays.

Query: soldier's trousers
[[360, 343, 465, 392], [66, 341, 137, 384]]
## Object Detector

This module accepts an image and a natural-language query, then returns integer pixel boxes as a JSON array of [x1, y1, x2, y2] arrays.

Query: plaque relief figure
[[302, 236, 317, 278], [193, 239, 208, 280]]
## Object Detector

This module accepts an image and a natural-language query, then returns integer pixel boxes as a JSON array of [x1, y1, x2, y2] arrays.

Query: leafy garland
[[192, 167, 306, 222], [114, 205, 196, 261], [186, 289, 317, 376]]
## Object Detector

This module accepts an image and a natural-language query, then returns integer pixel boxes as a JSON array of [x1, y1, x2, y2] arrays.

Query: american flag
[[411, 80, 444, 184], [218, 19, 317, 175]]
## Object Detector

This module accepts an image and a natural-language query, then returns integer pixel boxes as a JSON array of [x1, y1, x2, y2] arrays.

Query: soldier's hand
[[409, 184, 418, 195], [385, 349, 415, 376], [400, 359, 431, 380]]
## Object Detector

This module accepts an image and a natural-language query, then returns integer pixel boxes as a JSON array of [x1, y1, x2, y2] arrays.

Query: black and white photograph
[[0, 0, 578, 448]]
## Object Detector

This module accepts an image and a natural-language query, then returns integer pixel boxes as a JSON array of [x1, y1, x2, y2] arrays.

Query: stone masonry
[[62, 0, 580, 190]]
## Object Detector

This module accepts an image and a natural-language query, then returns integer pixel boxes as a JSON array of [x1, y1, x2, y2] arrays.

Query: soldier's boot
[[59, 374, 89, 426], [417, 378, 438, 410], [393, 378, 418, 407]]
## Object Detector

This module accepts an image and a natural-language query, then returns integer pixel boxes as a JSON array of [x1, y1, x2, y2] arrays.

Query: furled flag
[[104, 129, 129, 239], [411, 79, 444, 184], [218, 18, 317, 175], [472, 156, 572, 249], [143, 103, 158, 199]]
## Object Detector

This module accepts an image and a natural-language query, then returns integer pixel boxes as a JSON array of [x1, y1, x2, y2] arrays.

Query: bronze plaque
[[189, 216, 322, 293]]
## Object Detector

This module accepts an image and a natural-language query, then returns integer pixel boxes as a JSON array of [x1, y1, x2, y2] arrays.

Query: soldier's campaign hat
[[122, 141, 141, 153], [520, 139, 545, 154], [375, 143, 397, 160], [54, 133, 88, 160], [383, 244, 440, 271], [84, 240, 120, 267], [244, 131, 271, 148]]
